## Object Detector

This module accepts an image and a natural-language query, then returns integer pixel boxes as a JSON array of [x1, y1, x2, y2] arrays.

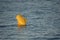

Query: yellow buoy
[[16, 14, 27, 28]]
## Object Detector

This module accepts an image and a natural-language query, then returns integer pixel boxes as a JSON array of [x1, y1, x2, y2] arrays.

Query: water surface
[[0, 0, 60, 40]]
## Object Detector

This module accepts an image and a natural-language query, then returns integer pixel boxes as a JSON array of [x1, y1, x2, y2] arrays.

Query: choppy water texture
[[0, 0, 60, 40]]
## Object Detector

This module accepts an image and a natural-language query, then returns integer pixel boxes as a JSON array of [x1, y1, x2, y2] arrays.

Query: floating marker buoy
[[16, 14, 27, 28]]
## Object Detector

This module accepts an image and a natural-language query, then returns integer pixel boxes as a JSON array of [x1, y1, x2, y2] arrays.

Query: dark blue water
[[0, 0, 60, 40]]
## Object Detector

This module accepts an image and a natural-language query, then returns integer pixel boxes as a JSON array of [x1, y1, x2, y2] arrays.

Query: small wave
[[0, 25, 7, 27], [0, 23, 17, 27]]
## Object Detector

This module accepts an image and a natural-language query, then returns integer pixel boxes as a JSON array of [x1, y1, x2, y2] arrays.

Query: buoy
[[16, 14, 27, 28]]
